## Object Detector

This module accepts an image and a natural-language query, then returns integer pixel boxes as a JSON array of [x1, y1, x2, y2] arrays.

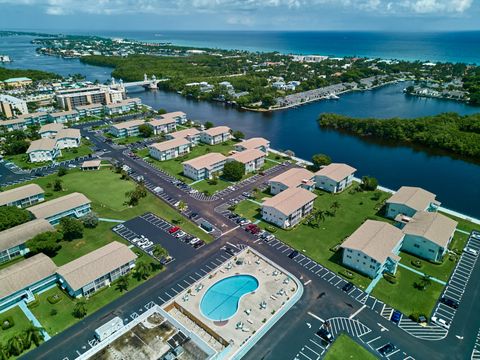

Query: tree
[[204, 121, 214, 129], [7, 335, 24, 356], [57, 167, 68, 177], [73, 301, 87, 318], [330, 201, 340, 215], [60, 217, 84, 241], [23, 325, 44, 348], [0, 343, 9, 360], [81, 212, 99, 228], [233, 130, 245, 140], [418, 274, 432, 291], [177, 200, 188, 212], [26, 231, 62, 257], [223, 161, 245, 182], [152, 244, 168, 260], [138, 123, 153, 138], [314, 210, 326, 226], [115, 275, 130, 293], [312, 153, 332, 170], [360, 176, 378, 191], [0, 206, 31, 231], [284, 150, 295, 158], [53, 179, 63, 192], [125, 183, 147, 206], [134, 262, 151, 280], [157, 108, 167, 115]]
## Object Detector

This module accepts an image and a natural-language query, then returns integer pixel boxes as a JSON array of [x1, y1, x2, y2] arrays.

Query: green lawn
[[234, 200, 262, 220], [192, 178, 232, 195], [324, 334, 376, 360], [371, 267, 444, 317], [399, 251, 457, 282], [234, 185, 391, 289], [4, 144, 93, 170], [114, 135, 149, 145], [0, 306, 33, 345], [30, 251, 162, 336]]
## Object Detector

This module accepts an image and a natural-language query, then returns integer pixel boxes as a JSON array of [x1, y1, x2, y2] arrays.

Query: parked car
[[315, 328, 333, 343], [431, 316, 450, 329], [440, 297, 459, 309], [464, 247, 478, 256], [342, 282, 354, 292], [225, 246, 238, 256], [264, 234, 275, 242], [378, 343, 396, 356], [418, 315, 428, 324], [160, 256, 173, 265], [288, 250, 299, 259], [175, 231, 186, 238], [193, 240, 205, 248], [390, 310, 402, 324], [189, 212, 199, 219], [168, 226, 180, 234]]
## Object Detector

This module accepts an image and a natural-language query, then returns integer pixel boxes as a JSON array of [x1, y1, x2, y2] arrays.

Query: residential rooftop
[[341, 220, 404, 264], [148, 117, 176, 127], [28, 192, 90, 220], [0, 219, 54, 252], [236, 137, 269, 150], [263, 187, 317, 216], [149, 138, 190, 152], [39, 123, 64, 133], [269, 168, 314, 188], [81, 160, 101, 168], [315, 163, 357, 182], [169, 128, 201, 139], [182, 152, 226, 170], [402, 211, 457, 248], [55, 128, 81, 139], [0, 183, 44, 207], [228, 149, 265, 164], [202, 126, 231, 137], [27, 138, 57, 152], [387, 186, 440, 211], [111, 119, 144, 130]]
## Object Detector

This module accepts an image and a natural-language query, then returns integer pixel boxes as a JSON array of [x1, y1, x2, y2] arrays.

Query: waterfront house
[[27, 138, 61, 163], [39, 123, 64, 138], [104, 98, 141, 115], [0, 183, 45, 208], [227, 149, 266, 173], [314, 163, 356, 193], [261, 187, 317, 229], [399, 211, 457, 262], [268, 168, 315, 195], [109, 119, 145, 138], [386, 186, 440, 219], [341, 220, 404, 279], [75, 103, 104, 117], [148, 138, 191, 161], [182, 153, 227, 181], [147, 117, 177, 135], [81, 159, 101, 171], [54, 128, 81, 149], [0, 219, 53, 264], [166, 128, 201, 146], [48, 110, 79, 123], [200, 126, 231, 145], [234, 137, 270, 154], [0, 254, 58, 311], [0, 118, 28, 132], [57, 241, 137, 298], [161, 111, 188, 125], [28, 192, 91, 225]]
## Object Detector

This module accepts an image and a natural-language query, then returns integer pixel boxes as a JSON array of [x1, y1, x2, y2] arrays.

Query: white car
[[141, 241, 153, 249], [175, 231, 186, 238], [431, 316, 450, 329], [464, 247, 478, 256], [472, 232, 480, 240], [190, 237, 201, 245]]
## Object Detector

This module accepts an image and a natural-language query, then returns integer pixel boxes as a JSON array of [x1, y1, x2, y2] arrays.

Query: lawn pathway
[[397, 262, 447, 285], [18, 301, 51, 341]]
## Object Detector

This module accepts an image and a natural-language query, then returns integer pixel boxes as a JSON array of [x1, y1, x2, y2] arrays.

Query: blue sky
[[0, 0, 479, 31]]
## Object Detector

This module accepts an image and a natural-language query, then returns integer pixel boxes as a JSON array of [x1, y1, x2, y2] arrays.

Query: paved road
[[21, 122, 480, 360]]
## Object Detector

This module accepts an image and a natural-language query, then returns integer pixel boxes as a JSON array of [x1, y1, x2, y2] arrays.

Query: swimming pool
[[200, 275, 259, 321]]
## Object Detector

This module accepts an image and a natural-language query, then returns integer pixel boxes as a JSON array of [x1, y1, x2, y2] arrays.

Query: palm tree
[[23, 325, 44, 348], [7, 334, 24, 356], [152, 244, 168, 260], [420, 274, 432, 290], [115, 275, 130, 293], [134, 262, 151, 280], [330, 201, 340, 215], [177, 200, 188, 212], [0, 343, 9, 360], [314, 210, 326, 226]]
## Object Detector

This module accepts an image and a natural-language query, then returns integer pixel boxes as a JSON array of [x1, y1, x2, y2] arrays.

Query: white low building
[[234, 137, 270, 153], [200, 126, 231, 145], [269, 168, 315, 195], [161, 111, 187, 124], [55, 128, 81, 149], [166, 128, 201, 146], [314, 163, 356, 193], [385, 186, 440, 219], [148, 138, 191, 161], [147, 117, 177, 135], [27, 138, 61, 163], [39, 123, 65, 139], [261, 187, 317, 229], [182, 153, 227, 181], [227, 149, 266, 173]]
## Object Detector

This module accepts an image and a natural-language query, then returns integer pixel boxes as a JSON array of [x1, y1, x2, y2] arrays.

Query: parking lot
[[431, 231, 480, 328]]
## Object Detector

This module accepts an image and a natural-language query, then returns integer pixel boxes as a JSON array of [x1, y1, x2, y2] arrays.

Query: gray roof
[[387, 186, 439, 211], [0, 183, 44, 206], [28, 192, 90, 219], [0, 254, 57, 300], [57, 241, 137, 291], [262, 187, 317, 216], [402, 211, 457, 248], [0, 219, 53, 252]]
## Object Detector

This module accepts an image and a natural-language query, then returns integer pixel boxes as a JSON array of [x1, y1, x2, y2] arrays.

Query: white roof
[[182, 153, 226, 170], [262, 187, 317, 216], [315, 163, 356, 182]]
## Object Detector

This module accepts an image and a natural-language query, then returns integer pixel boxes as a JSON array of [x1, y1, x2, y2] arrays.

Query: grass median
[[324, 334, 376, 360]]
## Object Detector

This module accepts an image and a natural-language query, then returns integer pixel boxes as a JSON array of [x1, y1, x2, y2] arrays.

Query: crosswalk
[[472, 328, 480, 360]]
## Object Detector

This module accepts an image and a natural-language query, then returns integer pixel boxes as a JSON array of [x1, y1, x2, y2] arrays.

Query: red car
[[168, 226, 180, 234], [245, 224, 255, 231], [251, 226, 261, 235]]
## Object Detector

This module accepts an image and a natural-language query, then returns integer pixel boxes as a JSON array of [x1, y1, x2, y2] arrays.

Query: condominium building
[[56, 86, 125, 110], [0, 184, 45, 208], [16, 112, 49, 126], [268, 168, 315, 195], [200, 126, 231, 145], [75, 103, 104, 117], [161, 111, 188, 124], [167, 128, 201, 146], [28, 192, 91, 225], [27, 138, 61, 163], [39, 123, 64, 138], [0, 118, 27, 132], [147, 117, 177, 135], [149, 138, 191, 161], [386, 186, 441, 219], [109, 119, 145, 138], [54, 128, 81, 149], [314, 163, 357, 193], [2, 77, 32, 88], [261, 187, 317, 229], [104, 98, 141, 115], [227, 149, 266, 173], [182, 153, 227, 180], [234, 137, 270, 153], [0, 94, 28, 119], [48, 110, 79, 123]]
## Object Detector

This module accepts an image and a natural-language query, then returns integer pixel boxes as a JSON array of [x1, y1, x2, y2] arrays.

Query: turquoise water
[[200, 275, 259, 321]]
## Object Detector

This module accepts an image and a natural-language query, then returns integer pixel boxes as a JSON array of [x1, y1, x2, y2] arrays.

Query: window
[[428, 249, 435, 253], [414, 244, 420, 248]]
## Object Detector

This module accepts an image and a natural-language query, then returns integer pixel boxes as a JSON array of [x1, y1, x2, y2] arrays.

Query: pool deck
[[162, 247, 302, 359]]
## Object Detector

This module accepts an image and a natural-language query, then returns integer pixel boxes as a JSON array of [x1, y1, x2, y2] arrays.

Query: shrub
[[50, 309, 58, 316], [411, 259, 422, 268], [1, 316, 14, 330], [383, 273, 397, 284], [339, 269, 355, 279], [266, 226, 277, 233], [329, 244, 341, 252], [47, 294, 62, 304], [27, 299, 39, 308], [409, 313, 420, 322]]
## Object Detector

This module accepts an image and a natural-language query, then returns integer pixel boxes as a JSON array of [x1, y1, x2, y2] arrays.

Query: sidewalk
[[397, 263, 447, 285], [18, 301, 51, 341]]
